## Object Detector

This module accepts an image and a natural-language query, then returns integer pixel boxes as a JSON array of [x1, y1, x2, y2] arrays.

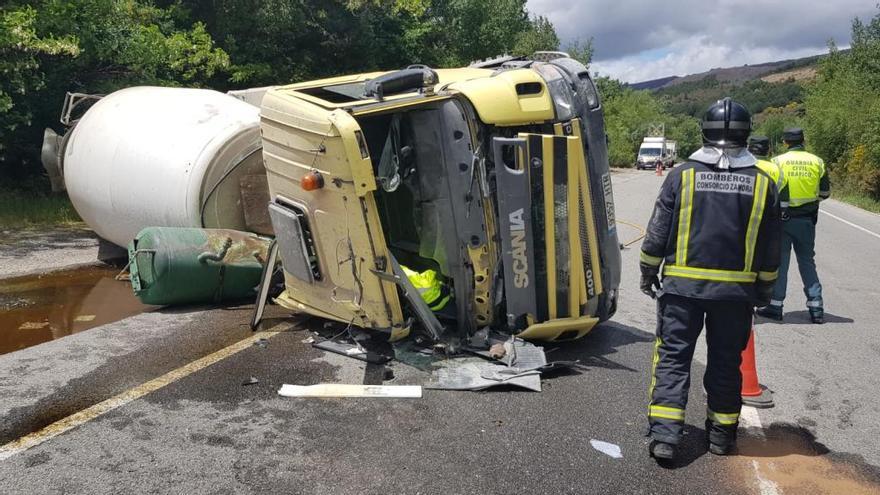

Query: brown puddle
[[738, 423, 880, 494], [0, 266, 155, 355]]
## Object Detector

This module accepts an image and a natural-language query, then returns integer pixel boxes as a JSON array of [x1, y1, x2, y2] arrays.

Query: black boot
[[705, 419, 737, 455], [756, 305, 783, 321], [708, 442, 735, 455], [810, 309, 824, 324], [649, 440, 676, 460]]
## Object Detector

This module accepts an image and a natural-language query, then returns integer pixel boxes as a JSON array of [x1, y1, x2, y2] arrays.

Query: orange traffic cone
[[655, 162, 663, 176], [741, 326, 774, 408]]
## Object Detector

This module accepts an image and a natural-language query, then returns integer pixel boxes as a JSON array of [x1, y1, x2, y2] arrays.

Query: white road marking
[[740, 406, 781, 495], [739, 406, 765, 439], [0, 330, 282, 461], [752, 460, 782, 495], [820, 209, 880, 241]]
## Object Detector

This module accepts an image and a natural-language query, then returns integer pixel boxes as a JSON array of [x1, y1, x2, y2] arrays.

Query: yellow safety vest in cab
[[773, 150, 828, 209], [639, 162, 782, 301], [401, 266, 451, 311]]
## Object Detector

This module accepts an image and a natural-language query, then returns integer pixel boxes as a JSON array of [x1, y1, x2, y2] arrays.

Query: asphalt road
[[0, 169, 879, 494]]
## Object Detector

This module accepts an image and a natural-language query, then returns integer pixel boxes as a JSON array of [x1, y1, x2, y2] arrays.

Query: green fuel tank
[[128, 227, 271, 306]]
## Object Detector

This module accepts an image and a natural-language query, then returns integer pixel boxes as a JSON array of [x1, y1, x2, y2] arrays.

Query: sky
[[527, 0, 877, 83]]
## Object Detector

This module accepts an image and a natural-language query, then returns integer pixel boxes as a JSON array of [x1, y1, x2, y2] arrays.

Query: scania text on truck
[[260, 53, 622, 344]]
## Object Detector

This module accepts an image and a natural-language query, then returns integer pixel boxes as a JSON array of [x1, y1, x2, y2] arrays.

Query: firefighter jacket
[[640, 160, 782, 302], [773, 147, 829, 217]]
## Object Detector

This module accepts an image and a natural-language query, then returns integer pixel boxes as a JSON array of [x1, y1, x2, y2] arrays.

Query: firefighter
[[756, 128, 829, 324], [640, 98, 781, 461]]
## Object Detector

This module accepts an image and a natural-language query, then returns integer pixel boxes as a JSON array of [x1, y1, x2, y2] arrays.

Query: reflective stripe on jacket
[[402, 266, 451, 311], [639, 161, 782, 301], [773, 149, 829, 211], [756, 158, 789, 208]]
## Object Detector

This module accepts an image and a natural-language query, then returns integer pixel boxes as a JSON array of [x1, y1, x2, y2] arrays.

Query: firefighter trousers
[[648, 293, 753, 445]]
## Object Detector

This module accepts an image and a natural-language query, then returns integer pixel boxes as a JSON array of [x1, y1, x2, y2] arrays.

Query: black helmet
[[702, 97, 751, 148], [748, 136, 770, 156], [783, 128, 804, 144]]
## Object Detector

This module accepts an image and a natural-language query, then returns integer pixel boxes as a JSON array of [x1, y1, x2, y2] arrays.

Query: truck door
[[260, 92, 407, 340]]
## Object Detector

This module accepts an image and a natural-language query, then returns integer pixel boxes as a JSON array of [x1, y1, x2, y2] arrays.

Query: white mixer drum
[[62, 86, 267, 247]]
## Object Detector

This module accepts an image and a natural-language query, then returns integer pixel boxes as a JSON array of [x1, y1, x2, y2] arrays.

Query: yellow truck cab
[[261, 52, 621, 344]]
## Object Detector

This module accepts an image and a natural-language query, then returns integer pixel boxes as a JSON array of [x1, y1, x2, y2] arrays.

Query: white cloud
[[590, 37, 826, 82], [527, 0, 877, 82]]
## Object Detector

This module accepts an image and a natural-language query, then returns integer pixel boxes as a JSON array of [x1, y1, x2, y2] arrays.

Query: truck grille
[[494, 129, 603, 330]]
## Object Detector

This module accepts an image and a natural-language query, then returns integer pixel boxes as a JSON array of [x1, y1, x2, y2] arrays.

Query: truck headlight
[[534, 63, 575, 121]]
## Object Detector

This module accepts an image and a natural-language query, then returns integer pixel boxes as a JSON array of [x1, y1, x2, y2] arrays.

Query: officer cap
[[783, 128, 804, 143], [702, 97, 752, 148], [748, 136, 770, 156]]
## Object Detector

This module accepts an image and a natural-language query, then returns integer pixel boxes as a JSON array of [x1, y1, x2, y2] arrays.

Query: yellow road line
[[0, 330, 282, 461]]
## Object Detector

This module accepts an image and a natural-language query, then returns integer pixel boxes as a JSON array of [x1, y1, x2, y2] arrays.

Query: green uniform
[[766, 146, 829, 318], [773, 148, 829, 215]]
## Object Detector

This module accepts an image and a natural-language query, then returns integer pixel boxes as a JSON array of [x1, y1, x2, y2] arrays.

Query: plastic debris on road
[[278, 383, 422, 398], [590, 439, 623, 459]]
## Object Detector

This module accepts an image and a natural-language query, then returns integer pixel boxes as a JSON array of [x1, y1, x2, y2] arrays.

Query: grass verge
[[833, 189, 880, 215], [0, 189, 83, 228]]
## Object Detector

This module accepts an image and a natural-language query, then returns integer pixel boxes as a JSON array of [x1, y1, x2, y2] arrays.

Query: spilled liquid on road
[[738, 423, 880, 494], [0, 266, 154, 355]]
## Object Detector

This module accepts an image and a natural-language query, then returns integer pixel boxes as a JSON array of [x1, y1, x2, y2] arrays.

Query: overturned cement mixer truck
[[43, 52, 621, 345]]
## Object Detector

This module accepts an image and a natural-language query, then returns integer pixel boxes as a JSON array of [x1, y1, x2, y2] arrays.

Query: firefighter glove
[[755, 281, 774, 307], [640, 274, 662, 299]]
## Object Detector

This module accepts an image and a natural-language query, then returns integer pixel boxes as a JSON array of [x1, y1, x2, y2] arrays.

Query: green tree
[[171, 0, 557, 86], [596, 77, 666, 166], [0, 6, 78, 166], [753, 103, 804, 155], [564, 38, 593, 67], [0, 1, 230, 183], [663, 113, 702, 159], [805, 7, 880, 199], [512, 15, 560, 56]]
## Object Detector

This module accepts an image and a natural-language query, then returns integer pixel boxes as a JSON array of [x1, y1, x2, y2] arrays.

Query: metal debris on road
[[590, 439, 623, 459], [426, 361, 543, 392], [425, 336, 565, 392], [278, 384, 422, 398], [242, 376, 259, 386], [312, 340, 392, 364]]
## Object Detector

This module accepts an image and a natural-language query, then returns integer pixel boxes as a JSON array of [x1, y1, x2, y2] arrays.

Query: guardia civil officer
[[750, 135, 789, 212], [639, 98, 781, 461], [756, 128, 829, 323]]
